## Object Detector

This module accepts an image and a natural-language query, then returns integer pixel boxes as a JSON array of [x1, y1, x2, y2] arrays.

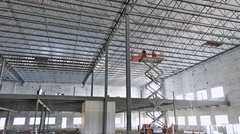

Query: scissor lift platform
[[131, 56, 164, 62]]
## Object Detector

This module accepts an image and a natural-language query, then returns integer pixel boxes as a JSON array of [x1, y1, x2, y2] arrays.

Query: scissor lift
[[131, 51, 166, 134]]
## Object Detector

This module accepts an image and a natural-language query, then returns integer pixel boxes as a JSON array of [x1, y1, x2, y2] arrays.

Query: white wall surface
[[164, 46, 240, 131], [81, 101, 115, 134], [0, 82, 143, 98], [115, 111, 154, 130], [0, 111, 81, 130]]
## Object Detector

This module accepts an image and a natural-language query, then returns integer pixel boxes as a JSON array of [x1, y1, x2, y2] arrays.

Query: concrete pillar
[[25, 112, 31, 129], [73, 87, 76, 96], [55, 113, 63, 129], [172, 91, 177, 125], [82, 101, 115, 134], [67, 113, 74, 128]]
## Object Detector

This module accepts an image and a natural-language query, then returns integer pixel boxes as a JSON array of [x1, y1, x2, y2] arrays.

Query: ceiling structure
[[0, 0, 240, 87]]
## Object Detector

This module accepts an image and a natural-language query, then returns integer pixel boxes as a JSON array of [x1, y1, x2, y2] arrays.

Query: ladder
[[143, 58, 166, 129]]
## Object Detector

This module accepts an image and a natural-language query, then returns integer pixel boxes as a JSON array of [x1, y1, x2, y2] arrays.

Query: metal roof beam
[[133, 1, 239, 24], [113, 29, 237, 46], [0, 35, 103, 49], [0, 50, 96, 61], [0, 38, 211, 60], [7, 62, 91, 69], [0, 14, 110, 30], [7, 59, 91, 67], [4, 1, 118, 21], [6, 55, 171, 64], [109, 41, 222, 55], [82, 1, 136, 86], [0, 45, 101, 59], [165, 45, 239, 79], [130, 12, 239, 33], [0, 56, 24, 86], [2, 51, 93, 64], [0, 30, 106, 43], [0, 43, 210, 61], [2, 55, 93, 64], [129, 22, 240, 41], [111, 35, 228, 50], [15, 67, 88, 73], [0, 22, 108, 39]]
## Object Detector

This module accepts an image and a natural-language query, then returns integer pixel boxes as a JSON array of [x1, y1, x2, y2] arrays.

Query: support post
[[42, 108, 47, 133], [47, 111, 50, 130], [103, 45, 108, 134], [138, 109, 141, 132], [0, 59, 5, 91], [172, 91, 177, 125], [73, 87, 75, 96], [91, 71, 94, 97], [33, 97, 39, 134], [124, 112, 126, 128], [39, 106, 44, 133], [4, 110, 11, 132], [125, 4, 132, 134]]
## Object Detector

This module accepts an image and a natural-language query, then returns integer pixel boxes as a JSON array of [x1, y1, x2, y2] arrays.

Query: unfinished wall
[[115, 110, 154, 130], [0, 82, 142, 98], [0, 111, 81, 130], [164, 46, 240, 131]]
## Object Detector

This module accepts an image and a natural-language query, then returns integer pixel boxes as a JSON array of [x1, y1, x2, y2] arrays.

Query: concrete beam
[[0, 94, 230, 113]]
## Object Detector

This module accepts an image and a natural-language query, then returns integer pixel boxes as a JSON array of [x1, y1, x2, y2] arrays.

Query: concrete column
[[196, 110, 201, 131], [55, 113, 63, 129], [13, 83, 17, 94], [25, 113, 31, 129], [142, 88, 146, 98], [67, 113, 74, 128], [172, 91, 177, 125], [73, 87, 76, 96], [82, 101, 115, 134]]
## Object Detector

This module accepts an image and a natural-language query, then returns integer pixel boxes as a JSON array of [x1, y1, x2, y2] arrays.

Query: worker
[[130, 50, 134, 57], [152, 50, 156, 58], [142, 49, 147, 58], [49, 130, 56, 134]]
